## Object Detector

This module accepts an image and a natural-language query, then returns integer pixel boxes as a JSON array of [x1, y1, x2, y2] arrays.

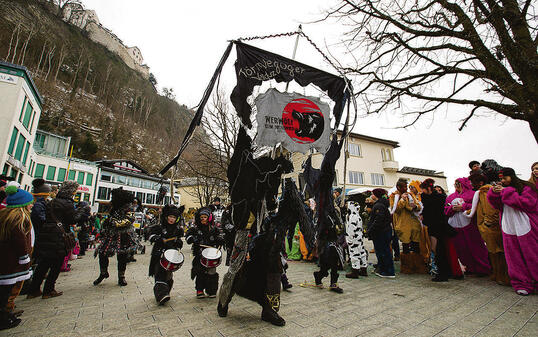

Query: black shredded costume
[[185, 208, 225, 297], [93, 188, 137, 286], [148, 205, 184, 304]]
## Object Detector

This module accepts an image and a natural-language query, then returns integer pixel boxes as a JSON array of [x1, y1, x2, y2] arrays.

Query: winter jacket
[[367, 198, 392, 239], [31, 197, 47, 234], [34, 196, 85, 260], [148, 220, 184, 276], [0, 222, 32, 285]]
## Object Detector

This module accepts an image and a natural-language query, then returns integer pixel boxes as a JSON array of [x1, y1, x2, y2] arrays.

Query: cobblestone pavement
[[5, 242, 537, 337]]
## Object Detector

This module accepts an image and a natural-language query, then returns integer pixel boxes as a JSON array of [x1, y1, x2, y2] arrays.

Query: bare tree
[[18, 24, 36, 66], [44, 45, 56, 81], [326, 0, 538, 141], [8, 24, 22, 64], [54, 44, 68, 82]]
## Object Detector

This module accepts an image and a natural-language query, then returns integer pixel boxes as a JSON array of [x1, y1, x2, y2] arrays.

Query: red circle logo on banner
[[282, 98, 325, 144]]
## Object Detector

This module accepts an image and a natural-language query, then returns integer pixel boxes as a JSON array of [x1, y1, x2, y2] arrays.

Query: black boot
[[0, 312, 21, 331], [358, 267, 368, 277], [261, 306, 285, 326], [118, 270, 127, 286], [313, 271, 322, 286], [217, 302, 228, 317], [281, 274, 292, 290], [345, 268, 360, 279], [93, 272, 109, 285]]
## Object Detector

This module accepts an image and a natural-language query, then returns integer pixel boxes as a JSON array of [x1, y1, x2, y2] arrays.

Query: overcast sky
[[83, 0, 537, 192]]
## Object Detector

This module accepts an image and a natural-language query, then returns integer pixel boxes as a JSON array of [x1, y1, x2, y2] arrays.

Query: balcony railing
[[382, 160, 399, 172]]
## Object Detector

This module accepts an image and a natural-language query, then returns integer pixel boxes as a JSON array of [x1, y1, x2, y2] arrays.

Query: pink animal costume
[[487, 186, 538, 293], [444, 178, 491, 274]]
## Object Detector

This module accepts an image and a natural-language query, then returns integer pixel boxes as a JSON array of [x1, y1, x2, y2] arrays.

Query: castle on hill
[[62, 2, 150, 79]]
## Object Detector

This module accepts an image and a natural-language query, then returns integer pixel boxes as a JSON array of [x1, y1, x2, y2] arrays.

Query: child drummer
[[185, 207, 226, 298], [148, 205, 185, 305]]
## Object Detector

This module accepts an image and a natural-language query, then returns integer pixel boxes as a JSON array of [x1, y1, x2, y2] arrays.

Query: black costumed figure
[[217, 127, 313, 326], [304, 136, 346, 293], [93, 188, 137, 286], [148, 205, 184, 304], [185, 208, 225, 298]]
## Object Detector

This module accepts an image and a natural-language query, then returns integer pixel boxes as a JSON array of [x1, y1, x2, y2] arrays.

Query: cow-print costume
[[345, 202, 368, 269]]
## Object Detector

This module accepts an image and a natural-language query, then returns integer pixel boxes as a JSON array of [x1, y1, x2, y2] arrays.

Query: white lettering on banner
[[238, 58, 306, 81], [0, 73, 18, 85]]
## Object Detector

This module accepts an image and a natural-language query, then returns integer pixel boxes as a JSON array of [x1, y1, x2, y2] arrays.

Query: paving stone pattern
[[6, 242, 537, 337]]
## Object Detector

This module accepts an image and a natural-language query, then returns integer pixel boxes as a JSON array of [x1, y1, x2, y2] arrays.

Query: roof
[[398, 166, 446, 178], [0, 60, 43, 108], [96, 159, 150, 175], [336, 130, 399, 148]]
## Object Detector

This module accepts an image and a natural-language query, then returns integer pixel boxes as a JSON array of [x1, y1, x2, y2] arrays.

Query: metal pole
[[284, 24, 302, 92]]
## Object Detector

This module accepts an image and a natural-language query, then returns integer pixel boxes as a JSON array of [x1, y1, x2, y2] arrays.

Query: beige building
[[0, 61, 43, 190], [289, 131, 448, 196]]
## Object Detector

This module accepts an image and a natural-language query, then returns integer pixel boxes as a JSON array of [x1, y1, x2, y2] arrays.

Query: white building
[[0, 61, 43, 190], [31, 130, 99, 203], [94, 159, 180, 213]]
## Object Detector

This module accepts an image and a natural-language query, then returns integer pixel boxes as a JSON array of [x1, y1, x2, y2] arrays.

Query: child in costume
[[185, 207, 225, 298], [148, 204, 184, 304]]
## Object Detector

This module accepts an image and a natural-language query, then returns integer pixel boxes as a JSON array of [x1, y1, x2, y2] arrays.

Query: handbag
[[50, 207, 76, 251]]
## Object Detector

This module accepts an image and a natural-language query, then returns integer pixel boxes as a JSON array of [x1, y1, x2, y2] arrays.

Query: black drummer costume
[[93, 188, 137, 286], [185, 207, 225, 298], [148, 205, 184, 305]]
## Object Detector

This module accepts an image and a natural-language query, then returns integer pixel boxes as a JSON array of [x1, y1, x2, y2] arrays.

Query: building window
[[348, 171, 364, 184], [34, 164, 45, 178], [86, 173, 93, 186], [371, 173, 385, 186], [14, 134, 26, 161], [19, 97, 27, 121], [348, 143, 361, 156], [83, 194, 90, 202], [46, 166, 56, 180], [22, 102, 33, 130], [17, 173, 23, 184], [68, 170, 76, 180], [97, 187, 110, 200], [77, 171, 85, 185], [381, 148, 393, 161], [57, 168, 66, 182], [146, 194, 155, 204], [22, 141, 30, 166], [101, 173, 111, 181], [8, 128, 19, 155], [29, 110, 37, 133], [35, 133, 46, 150], [3, 164, 9, 175], [28, 160, 33, 176], [136, 192, 145, 202]]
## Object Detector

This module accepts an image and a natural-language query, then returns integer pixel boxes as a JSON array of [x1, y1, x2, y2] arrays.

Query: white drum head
[[202, 247, 222, 259], [164, 249, 184, 264]]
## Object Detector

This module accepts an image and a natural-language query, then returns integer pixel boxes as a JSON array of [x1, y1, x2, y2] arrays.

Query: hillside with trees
[[0, 0, 196, 173]]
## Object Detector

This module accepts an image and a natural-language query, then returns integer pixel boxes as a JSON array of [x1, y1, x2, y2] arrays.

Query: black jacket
[[366, 198, 392, 239], [31, 197, 47, 234], [34, 196, 85, 260], [421, 191, 456, 238], [148, 220, 184, 276], [185, 223, 225, 257]]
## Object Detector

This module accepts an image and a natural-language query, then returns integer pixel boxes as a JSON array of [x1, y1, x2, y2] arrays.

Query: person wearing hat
[[148, 204, 184, 305], [28, 181, 85, 299], [93, 188, 137, 287], [30, 179, 51, 234], [445, 177, 491, 276], [0, 186, 34, 330], [487, 167, 538, 296], [185, 207, 225, 298]]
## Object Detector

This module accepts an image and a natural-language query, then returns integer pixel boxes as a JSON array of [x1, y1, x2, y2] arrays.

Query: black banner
[[231, 41, 349, 128]]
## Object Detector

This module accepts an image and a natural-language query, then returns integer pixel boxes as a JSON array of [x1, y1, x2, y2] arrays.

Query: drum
[[160, 249, 184, 272], [200, 247, 222, 268]]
